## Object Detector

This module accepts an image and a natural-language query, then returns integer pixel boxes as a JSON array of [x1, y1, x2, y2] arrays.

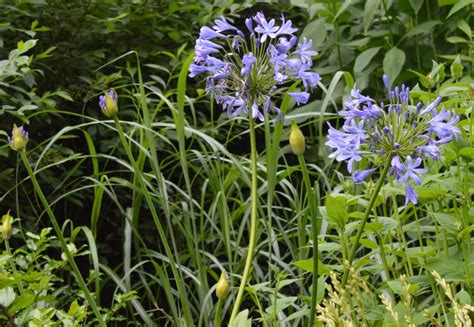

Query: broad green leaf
[[0, 287, 16, 307], [354, 47, 381, 75], [404, 21, 441, 38], [265, 297, 298, 314], [457, 19, 472, 39], [459, 147, 474, 161], [383, 47, 405, 88], [363, 0, 380, 33], [447, 0, 474, 18], [447, 36, 468, 43], [431, 212, 461, 234], [17, 39, 37, 55], [231, 310, 251, 327], [8, 293, 35, 315], [301, 18, 327, 49], [409, 0, 424, 13], [455, 289, 472, 305], [325, 194, 348, 227], [293, 259, 331, 274]]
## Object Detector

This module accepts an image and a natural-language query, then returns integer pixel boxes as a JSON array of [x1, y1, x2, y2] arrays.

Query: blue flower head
[[326, 75, 461, 205], [189, 12, 320, 121]]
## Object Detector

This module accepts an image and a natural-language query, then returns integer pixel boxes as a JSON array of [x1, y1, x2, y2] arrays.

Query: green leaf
[[0, 287, 16, 308], [455, 289, 471, 305], [383, 47, 405, 88], [404, 21, 441, 38], [409, 0, 424, 13], [363, 0, 380, 33], [447, 0, 474, 18], [459, 147, 474, 161], [431, 212, 461, 234], [301, 18, 327, 50], [293, 259, 331, 274], [17, 39, 37, 55], [8, 293, 35, 315], [325, 194, 348, 227], [354, 47, 381, 75], [447, 36, 468, 43], [457, 19, 472, 39], [231, 310, 251, 327]]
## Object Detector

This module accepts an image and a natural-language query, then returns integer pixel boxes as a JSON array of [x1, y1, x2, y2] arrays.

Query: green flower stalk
[[290, 122, 319, 327], [8, 124, 106, 327]]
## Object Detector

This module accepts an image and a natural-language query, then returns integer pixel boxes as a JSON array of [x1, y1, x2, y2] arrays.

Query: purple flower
[[419, 96, 442, 115], [200, 26, 225, 40], [190, 13, 319, 121], [326, 75, 460, 206], [293, 37, 318, 64], [254, 14, 279, 43], [241, 52, 256, 77], [276, 15, 297, 37], [251, 103, 264, 121], [213, 17, 238, 33], [397, 156, 427, 185], [288, 91, 309, 105], [383, 74, 390, 90], [352, 168, 377, 184], [405, 182, 418, 205]]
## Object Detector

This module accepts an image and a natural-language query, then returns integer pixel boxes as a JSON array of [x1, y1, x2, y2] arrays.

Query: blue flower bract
[[189, 13, 320, 121]]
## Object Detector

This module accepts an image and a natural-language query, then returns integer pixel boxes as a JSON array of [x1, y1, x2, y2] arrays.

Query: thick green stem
[[20, 151, 105, 327], [298, 155, 319, 327], [229, 118, 259, 325], [342, 155, 393, 287], [215, 298, 223, 327]]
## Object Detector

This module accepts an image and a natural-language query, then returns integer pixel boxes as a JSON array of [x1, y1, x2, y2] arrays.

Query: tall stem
[[298, 155, 319, 327], [341, 155, 392, 287], [229, 118, 259, 325], [20, 151, 105, 327]]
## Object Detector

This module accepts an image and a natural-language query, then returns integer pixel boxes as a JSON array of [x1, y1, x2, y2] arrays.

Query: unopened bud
[[2, 211, 13, 240], [290, 121, 305, 155], [450, 55, 463, 79], [99, 90, 118, 117], [8, 124, 29, 152], [216, 271, 229, 299]]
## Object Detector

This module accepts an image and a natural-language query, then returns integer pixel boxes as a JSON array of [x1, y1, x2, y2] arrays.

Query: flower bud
[[290, 121, 305, 155], [2, 211, 13, 241], [99, 90, 118, 117], [215, 271, 229, 299], [8, 124, 29, 152], [450, 55, 463, 80]]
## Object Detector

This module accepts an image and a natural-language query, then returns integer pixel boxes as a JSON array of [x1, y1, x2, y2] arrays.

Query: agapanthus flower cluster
[[326, 75, 461, 205], [189, 13, 320, 121]]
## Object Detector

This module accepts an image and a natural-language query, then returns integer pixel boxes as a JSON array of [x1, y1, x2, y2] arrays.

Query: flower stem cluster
[[326, 75, 461, 204], [189, 13, 320, 121]]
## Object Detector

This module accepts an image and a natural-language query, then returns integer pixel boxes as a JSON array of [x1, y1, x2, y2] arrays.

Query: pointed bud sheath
[[2, 211, 12, 240], [8, 124, 28, 152], [290, 121, 305, 155], [216, 271, 229, 299], [99, 90, 118, 117]]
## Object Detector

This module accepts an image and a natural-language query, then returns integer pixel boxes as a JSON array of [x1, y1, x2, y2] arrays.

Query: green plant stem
[[342, 155, 392, 287], [229, 117, 259, 325], [215, 298, 223, 327], [297, 155, 319, 327], [19, 151, 105, 327], [112, 117, 185, 326], [4, 240, 23, 294]]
